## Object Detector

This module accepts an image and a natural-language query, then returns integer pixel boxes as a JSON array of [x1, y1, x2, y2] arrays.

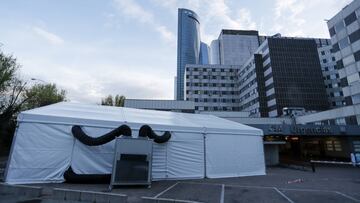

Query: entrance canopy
[[6, 102, 265, 184]]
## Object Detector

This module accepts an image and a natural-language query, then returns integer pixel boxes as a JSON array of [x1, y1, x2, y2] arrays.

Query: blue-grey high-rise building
[[199, 42, 210, 64], [176, 8, 201, 100]]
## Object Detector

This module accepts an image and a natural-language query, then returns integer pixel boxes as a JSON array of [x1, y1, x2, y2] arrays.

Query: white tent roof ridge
[[17, 102, 262, 135]]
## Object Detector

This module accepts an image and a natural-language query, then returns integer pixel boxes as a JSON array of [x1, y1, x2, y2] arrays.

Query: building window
[[322, 59, 327, 63], [345, 11, 357, 26], [326, 140, 342, 152], [336, 60, 344, 69], [354, 141, 360, 153], [349, 29, 360, 43], [321, 51, 325, 55], [329, 27, 336, 37], [354, 50, 360, 61], [332, 43, 340, 53]]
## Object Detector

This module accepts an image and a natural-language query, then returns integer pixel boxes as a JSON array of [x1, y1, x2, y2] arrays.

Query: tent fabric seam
[[16, 120, 262, 136]]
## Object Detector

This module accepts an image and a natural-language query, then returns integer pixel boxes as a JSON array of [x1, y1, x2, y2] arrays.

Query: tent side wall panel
[[165, 132, 204, 179], [205, 134, 266, 178], [5, 123, 74, 184]]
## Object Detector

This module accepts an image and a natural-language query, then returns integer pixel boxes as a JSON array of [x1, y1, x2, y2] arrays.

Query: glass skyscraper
[[176, 8, 201, 100]]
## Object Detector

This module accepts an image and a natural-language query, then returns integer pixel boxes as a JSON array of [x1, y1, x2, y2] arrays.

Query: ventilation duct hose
[[139, 125, 171, 143], [64, 167, 111, 184], [71, 124, 131, 146]]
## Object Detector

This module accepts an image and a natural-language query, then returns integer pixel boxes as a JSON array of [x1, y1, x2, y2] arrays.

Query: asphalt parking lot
[[1, 165, 360, 203]]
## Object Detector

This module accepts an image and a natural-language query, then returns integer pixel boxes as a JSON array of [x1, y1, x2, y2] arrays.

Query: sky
[[0, 0, 353, 103]]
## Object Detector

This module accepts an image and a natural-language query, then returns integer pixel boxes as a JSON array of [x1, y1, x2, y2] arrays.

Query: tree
[[101, 95, 113, 106], [0, 50, 29, 155], [23, 83, 66, 110], [0, 52, 28, 122], [101, 94, 125, 107], [114, 95, 125, 107]]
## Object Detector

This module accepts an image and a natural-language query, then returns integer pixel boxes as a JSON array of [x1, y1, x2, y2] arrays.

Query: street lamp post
[[31, 78, 47, 84]]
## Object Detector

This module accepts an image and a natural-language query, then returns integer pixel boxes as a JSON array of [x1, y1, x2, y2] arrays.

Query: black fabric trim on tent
[[64, 167, 110, 184], [138, 125, 171, 143], [71, 125, 131, 146]]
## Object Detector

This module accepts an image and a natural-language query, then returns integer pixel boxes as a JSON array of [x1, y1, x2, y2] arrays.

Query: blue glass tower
[[199, 42, 210, 64], [176, 8, 200, 100]]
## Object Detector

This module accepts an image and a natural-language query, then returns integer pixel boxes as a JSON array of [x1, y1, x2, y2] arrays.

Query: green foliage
[[0, 51, 27, 123], [0, 53, 18, 92], [101, 94, 125, 107], [114, 95, 125, 107], [0, 50, 27, 155], [24, 83, 66, 110]]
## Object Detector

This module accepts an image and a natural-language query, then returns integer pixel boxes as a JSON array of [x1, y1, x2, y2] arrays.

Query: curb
[[0, 183, 42, 197], [53, 188, 128, 203]]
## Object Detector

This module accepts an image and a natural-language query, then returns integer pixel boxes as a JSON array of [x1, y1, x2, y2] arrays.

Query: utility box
[[110, 137, 153, 189]]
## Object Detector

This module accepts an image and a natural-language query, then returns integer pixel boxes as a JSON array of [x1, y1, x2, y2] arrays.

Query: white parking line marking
[[183, 181, 274, 189], [154, 182, 179, 198], [143, 196, 203, 203], [279, 188, 334, 192], [273, 187, 295, 203], [335, 191, 360, 202], [220, 184, 225, 203]]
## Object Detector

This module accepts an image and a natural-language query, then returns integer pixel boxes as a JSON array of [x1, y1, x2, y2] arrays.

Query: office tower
[[315, 38, 345, 108], [238, 37, 329, 117], [218, 30, 260, 65], [210, 39, 220, 64], [176, 8, 201, 100], [327, 0, 360, 105], [185, 64, 241, 112], [199, 42, 210, 64]]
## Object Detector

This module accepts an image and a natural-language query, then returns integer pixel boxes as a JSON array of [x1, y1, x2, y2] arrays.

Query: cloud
[[32, 26, 64, 45], [22, 58, 173, 103], [112, 0, 176, 46], [272, 0, 353, 37]]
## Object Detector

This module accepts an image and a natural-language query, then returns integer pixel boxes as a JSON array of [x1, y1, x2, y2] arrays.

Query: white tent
[[5, 102, 265, 184]]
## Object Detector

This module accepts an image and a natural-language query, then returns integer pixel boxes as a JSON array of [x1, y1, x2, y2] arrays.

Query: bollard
[[311, 161, 315, 172]]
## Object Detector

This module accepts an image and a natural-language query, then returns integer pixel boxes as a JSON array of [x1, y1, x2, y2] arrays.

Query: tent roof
[[18, 102, 262, 135]]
